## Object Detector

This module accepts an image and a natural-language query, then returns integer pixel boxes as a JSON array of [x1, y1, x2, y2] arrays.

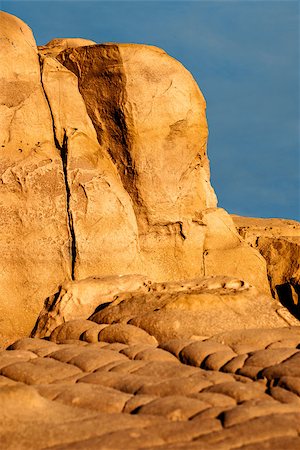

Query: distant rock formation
[[232, 215, 300, 318], [0, 11, 293, 347]]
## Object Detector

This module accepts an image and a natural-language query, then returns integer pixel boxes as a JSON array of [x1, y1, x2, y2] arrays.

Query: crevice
[[39, 55, 76, 280], [178, 222, 186, 240], [61, 131, 77, 280]]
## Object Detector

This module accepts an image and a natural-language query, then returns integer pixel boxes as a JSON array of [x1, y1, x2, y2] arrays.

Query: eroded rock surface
[[232, 215, 300, 319], [0, 12, 273, 346], [32, 275, 151, 339], [0, 12, 70, 347], [1, 12, 300, 447], [1, 326, 300, 449], [33, 276, 298, 343]]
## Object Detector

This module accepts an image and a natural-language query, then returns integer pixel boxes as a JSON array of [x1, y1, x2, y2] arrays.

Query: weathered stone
[[262, 352, 300, 379], [269, 386, 300, 404], [244, 348, 298, 368], [33, 275, 150, 339], [98, 323, 157, 346], [49, 319, 100, 343], [134, 347, 178, 362], [232, 215, 300, 315], [233, 436, 300, 450], [80, 371, 154, 395], [190, 391, 236, 407], [0, 357, 82, 384], [0, 12, 70, 347], [159, 339, 195, 358], [89, 277, 292, 343], [57, 42, 217, 282], [123, 394, 158, 414], [67, 348, 128, 372], [0, 384, 163, 450], [202, 381, 267, 403], [121, 344, 156, 360], [201, 350, 237, 371], [221, 354, 248, 374], [37, 383, 132, 413], [180, 341, 231, 367], [130, 361, 196, 379], [202, 208, 270, 294], [136, 376, 212, 397], [208, 327, 300, 354], [0, 350, 37, 370], [277, 376, 300, 397], [38, 37, 97, 57], [221, 400, 299, 427], [197, 413, 300, 448], [135, 395, 210, 420]]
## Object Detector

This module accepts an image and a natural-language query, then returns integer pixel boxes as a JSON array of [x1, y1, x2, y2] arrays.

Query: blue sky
[[1, 0, 299, 220]]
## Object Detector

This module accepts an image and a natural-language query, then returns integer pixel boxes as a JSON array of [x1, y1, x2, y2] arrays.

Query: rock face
[[0, 12, 70, 347], [0, 11, 279, 346], [1, 11, 300, 450], [232, 215, 300, 319]]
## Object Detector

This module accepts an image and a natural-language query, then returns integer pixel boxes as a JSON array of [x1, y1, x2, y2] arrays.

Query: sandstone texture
[[1, 327, 300, 449], [33, 276, 298, 342], [0, 12, 272, 346], [1, 11, 300, 450], [0, 12, 70, 347], [232, 215, 300, 319]]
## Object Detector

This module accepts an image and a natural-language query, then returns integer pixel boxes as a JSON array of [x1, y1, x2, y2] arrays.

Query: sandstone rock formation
[[32, 274, 151, 339], [1, 10, 300, 450], [232, 215, 300, 319], [33, 275, 298, 343], [0, 12, 274, 346], [38, 37, 97, 57], [0, 12, 70, 347], [1, 327, 300, 449], [0, 13, 296, 350]]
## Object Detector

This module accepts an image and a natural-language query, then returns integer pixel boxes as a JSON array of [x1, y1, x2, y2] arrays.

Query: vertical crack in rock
[[39, 56, 76, 280], [60, 131, 77, 280]]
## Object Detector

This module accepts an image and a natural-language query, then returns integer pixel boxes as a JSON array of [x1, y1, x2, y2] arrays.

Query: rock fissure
[[60, 131, 77, 281], [39, 55, 77, 280]]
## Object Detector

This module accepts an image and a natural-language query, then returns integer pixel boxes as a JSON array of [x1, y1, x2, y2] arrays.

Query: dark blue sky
[[2, 0, 299, 220]]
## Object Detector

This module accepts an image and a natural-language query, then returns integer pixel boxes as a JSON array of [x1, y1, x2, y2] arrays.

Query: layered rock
[[2, 327, 300, 449]]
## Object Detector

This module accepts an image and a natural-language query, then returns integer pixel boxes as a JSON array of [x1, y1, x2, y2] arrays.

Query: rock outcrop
[[232, 215, 300, 319], [0, 10, 300, 450], [0, 11, 289, 347], [0, 12, 70, 347], [32, 276, 297, 343], [1, 328, 300, 449]]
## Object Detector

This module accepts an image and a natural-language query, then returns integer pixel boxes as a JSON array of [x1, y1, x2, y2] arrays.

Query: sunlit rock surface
[[0, 11, 300, 449]]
